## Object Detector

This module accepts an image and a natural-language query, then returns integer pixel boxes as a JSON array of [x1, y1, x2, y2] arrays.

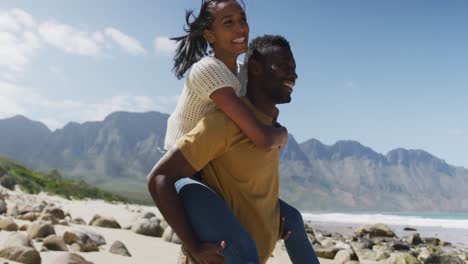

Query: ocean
[[302, 212, 468, 246]]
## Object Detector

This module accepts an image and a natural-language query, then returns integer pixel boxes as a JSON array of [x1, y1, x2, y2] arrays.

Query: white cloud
[[0, 80, 178, 130], [154, 36, 177, 56], [0, 31, 41, 71], [0, 9, 40, 71], [38, 20, 103, 57], [10, 8, 36, 28], [105, 27, 146, 55]]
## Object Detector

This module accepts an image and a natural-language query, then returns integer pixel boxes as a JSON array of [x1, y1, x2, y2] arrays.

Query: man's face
[[262, 46, 298, 104]]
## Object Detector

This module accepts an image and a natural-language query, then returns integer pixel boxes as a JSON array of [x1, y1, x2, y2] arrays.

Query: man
[[147, 35, 319, 264]]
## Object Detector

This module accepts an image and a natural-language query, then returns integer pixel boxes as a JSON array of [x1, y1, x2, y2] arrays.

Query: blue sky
[[1, 0, 467, 168]]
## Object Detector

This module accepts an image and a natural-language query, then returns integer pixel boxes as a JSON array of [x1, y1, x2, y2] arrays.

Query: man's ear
[[248, 51, 263, 76], [203, 29, 215, 45]]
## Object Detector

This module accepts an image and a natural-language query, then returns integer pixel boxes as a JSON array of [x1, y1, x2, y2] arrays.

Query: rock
[[69, 236, 99, 253], [19, 224, 29, 231], [0, 217, 18, 231], [109, 240, 131, 256], [41, 235, 68, 251], [0, 200, 6, 214], [304, 223, 315, 235], [424, 237, 440, 246], [334, 249, 358, 264], [403, 233, 423, 246], [71, 217, 86, 225], [1, 232, 34, 248], [132, 211, 156, 222], [42, 206, 65, 220], [356, 248, 390, 261], [417, 247, 431, 262], [0, 246, 41, 264], [31, 202, 47, 213], [89, 215, 121, 229], [17, 212, 39, 221], [162, 226, 182, 244], [131, 217, 164, 237], [63, 231, 81, 245], [354, 223, 396, 238], [63, 228, 106, 246], [391, 242, 411, 251], [404, 227, 417, 231], [27, 221, 56, 239], [6, 203, 18, 217], [350, 238, 375, 250], [160, 219, 169, 230], [424, 255, 465, 264], [59, 219, 70, 226], [384, 252, 421, 264], [313, 244, 340, 259], [50, 252, 93, 264], [38, 213, 59, 224]]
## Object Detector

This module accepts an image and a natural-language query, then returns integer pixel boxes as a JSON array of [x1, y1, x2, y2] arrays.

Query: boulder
[[0, 217, 18, 231], [350, 238, 374, 250], [71, 217, 86, 225], [131, 217, 164, 237], [41, 235, 68, 251], [0, 246, 41, 264], [1, 232, 34, 248], [403, 227, 417, 231], [355, 248, 390, 261], [89, 215, 121, 229], [42, 206, 65, 219], [313, 245, 340, 259], [354, 223, 396, 238], [0, 199, 6, 214], [334, 249, 358, 264], [17, 212, 39, 221], [6, 203, 18, 217], [162, 226, 182, 244], [38, 213, 59, 224], [423, 237, 440, 246], [403, 233, 423, 246], [50, 252, 93, 264], [424, 255, 465, 264], [27, 221, 56, 239], [69, 236, 99, 253], [63, 228, 106, 246], [384, 252, 421, 264], [109, 240, 131, 256]]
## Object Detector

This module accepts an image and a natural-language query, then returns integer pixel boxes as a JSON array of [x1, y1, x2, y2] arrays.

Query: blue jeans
[[178, 182, 320, 264]]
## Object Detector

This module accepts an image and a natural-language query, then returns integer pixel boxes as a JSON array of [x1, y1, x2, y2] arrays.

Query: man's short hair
[[244, 35, 291, 65]]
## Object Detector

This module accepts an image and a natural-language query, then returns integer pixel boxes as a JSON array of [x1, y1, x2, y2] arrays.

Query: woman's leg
[[178, 183, 260, 264], [279, 199, 320, 264]]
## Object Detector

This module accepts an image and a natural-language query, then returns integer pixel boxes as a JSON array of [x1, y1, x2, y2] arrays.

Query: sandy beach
[[2, 188, 467, 263]]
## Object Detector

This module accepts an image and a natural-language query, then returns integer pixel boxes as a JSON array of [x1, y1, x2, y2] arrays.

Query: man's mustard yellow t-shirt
[[175, 98, 280, 264]]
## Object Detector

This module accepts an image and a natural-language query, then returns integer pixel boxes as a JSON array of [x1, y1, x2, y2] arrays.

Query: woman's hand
[[186, 241, 226, 264], [278, 217, 292, 240]]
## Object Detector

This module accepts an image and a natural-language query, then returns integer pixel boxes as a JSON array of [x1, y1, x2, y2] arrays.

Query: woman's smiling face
[[204, 0, 249, 58]]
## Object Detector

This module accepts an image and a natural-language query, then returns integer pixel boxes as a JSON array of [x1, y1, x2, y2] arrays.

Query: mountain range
[[1, 113, 468, 212]]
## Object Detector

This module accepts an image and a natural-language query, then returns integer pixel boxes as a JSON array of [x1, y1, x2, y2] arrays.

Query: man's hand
[[273, 122, 288, 149], [279, 217, 292, 240], [186, 241, 226, 264]]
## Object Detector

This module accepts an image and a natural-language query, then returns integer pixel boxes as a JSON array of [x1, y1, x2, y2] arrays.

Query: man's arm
[[146, 148, 224, 263]]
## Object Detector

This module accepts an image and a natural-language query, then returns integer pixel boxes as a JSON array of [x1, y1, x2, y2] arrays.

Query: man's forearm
[[148, 173, 199, 251]]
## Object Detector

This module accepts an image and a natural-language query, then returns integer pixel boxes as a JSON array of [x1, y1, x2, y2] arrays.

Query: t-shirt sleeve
[[188, 58, 237, 100], [175, 112, 231, 171]]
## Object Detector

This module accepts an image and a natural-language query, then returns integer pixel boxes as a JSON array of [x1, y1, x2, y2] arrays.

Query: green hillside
[[0, 156, 126, 202]]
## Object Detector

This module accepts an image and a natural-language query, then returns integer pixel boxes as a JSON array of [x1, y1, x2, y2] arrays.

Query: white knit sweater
[[164, 56, 247, 150]]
